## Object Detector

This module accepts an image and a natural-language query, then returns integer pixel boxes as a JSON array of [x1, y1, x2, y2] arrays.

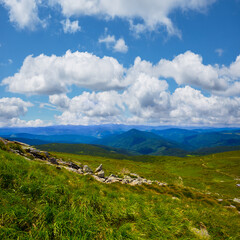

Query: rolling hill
[[0, 138, 239, 239], [94, 129, 188, 156]]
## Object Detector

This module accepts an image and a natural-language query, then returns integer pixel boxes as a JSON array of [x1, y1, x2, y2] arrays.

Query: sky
[[0, 0, 240, 127]]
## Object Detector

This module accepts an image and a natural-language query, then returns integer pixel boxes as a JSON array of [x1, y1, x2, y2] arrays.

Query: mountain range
[[1, 125, 240, 156]]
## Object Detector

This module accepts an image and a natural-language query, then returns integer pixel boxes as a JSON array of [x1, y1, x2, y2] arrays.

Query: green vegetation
[[0, 142, 240, 239], [36, 143, 133, 159]]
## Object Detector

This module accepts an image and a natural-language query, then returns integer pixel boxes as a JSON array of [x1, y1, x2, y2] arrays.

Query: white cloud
[[2, 50, 126, 95], [113, 38, 128, 53], [1, 0, 41, 30], [170, 86, 240, 125], [50, 84, 240, 126], [0, 97, 32, 119], [99, 35, 116, 46], [61, 18, 81, 33], [123, 73, 170, 120], [0, 97, 47, 127], [126, 51, 240, 96], [156, 51, 228, 91], [54, 91, 124, 125], [50, 0, 216, 35], [3, 50, 240, 98], [215, 48, 224, 57], [99, 35, 128, 53]]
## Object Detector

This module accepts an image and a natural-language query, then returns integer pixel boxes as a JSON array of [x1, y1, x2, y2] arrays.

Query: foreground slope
[[0, 140, 240, 239]]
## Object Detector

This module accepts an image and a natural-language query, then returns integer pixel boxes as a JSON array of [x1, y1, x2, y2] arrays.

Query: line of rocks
[[0, 138, 167, 187]]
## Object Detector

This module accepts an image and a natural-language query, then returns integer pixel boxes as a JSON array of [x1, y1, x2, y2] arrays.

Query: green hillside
[[94, 129, 188, 156], [0, 140, 240, 239], [36, 143, 133, 159]]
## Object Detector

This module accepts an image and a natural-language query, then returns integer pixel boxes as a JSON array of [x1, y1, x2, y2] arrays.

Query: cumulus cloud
[[170, 86, 240, 125], [0, 97, 46, 127], [3, 50, 240, 97], [99, 35, 128, 53], [2, 50, 126, 95], [61, 18, 81, 33], [126, 51, 240, 96], [54, 91, 124, 125], [156, 51, 228, 91], [1, 0, 216, 34], [123, 73, 170, 120], [50, 0, 216, 35], [49, 84, 240, 126], [1, 0, 41, 30]]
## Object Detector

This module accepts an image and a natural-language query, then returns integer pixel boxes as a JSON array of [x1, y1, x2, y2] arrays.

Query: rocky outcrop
[[0, 138, 168, 188]]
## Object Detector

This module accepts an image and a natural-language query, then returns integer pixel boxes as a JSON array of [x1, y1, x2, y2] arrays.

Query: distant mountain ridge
[[1, 125, 240, 156]]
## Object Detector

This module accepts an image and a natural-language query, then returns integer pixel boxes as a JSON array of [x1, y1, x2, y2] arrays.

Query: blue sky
[[0, 0, 240, 127]]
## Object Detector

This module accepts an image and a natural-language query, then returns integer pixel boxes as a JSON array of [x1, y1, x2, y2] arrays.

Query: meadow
[[0, 142, 240, 239]]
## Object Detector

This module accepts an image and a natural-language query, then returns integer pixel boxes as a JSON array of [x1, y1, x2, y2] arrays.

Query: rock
[[49, 157, 59, 165], [95, 164, 102, 173], [56, 166, 61, 170], [105, 177, 120, 184], [157, 182, 167, 186], [110, 174, 118, 178], [83, 165, 93, 173], [95, 170, 105, 178], [129, 173, 140, 178], [26, 148, 46, 159], [233, 198, 240, 203], [68, 162, 80, 170], [77, 168, 84, 174], [225, 205, 236, 209], [129, 179, 142, 186], [236, 184, 240, 187], [92, 175, 106, 183], [147, 180, 152, 185], [172, 197, 180, 200]]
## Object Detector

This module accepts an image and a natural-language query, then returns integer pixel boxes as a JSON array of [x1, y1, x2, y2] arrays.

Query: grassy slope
[[52, 150, 240, 199], [36, 143, 133, 159], [0, 147, 240, 239]]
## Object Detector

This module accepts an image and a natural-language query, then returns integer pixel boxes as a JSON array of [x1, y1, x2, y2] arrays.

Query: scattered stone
[[217, 199, 223, 202], [92, 175, 106, 183], [95, 164, 102, 173], [233, 198, 240, 203], [225, 205, 236, 209], [83, 165, 93, 173], [105, 177, 120, 184], [129, 173, 140, 178], [172, 197, 180, 200], [56, 166, 61, 170], [129, 179, 142, 186], [68, 162, 80, 170], [110, 174, 118, 178], [236, 184, 240, 187], [147, 180, 152, 185], [95, 170, 105, 178], [49, 157, 59, 165], [77, 168, 84, 174]]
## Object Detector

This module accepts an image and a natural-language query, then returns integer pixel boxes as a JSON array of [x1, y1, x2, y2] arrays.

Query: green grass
[[51, 150, 240, 199], [0, 146, 240, 239]]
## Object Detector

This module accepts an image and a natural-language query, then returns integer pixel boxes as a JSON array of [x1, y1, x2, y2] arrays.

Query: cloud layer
[[1, 0, 216, 34], [0, 97, 45, 127], [3, 50, 240, 97], [2, 50, 126, 95], [2, 50, 240, 126]]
